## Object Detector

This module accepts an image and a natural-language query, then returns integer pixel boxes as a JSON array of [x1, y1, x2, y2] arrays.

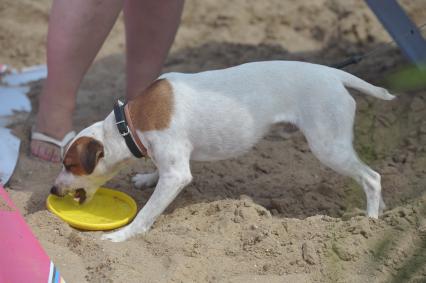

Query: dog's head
[[51, 119, 131, 204]]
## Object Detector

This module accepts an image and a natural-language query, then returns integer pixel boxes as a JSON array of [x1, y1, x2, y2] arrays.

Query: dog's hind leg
[[308, 142, 384, 218], [299, 92, 384, 218]]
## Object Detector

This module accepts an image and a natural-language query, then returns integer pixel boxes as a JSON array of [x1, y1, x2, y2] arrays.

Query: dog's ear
[[63, 137, 104, 175], [80, 138, 104, 174]]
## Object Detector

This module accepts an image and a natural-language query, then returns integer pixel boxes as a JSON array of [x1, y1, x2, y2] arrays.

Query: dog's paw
[[132, 173, 158, 189], [101, 229, 132, 242]]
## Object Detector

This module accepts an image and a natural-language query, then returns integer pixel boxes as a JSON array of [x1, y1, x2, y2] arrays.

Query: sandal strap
[[32, 130, 76, 156]]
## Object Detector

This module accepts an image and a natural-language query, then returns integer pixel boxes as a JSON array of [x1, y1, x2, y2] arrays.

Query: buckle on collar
[[120, 127, 130, 137], [115, 120, 130, 136], [113, 100, 144, 158]]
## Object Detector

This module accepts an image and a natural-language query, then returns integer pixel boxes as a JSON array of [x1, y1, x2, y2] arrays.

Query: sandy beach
[[1, 0, 426, 282]]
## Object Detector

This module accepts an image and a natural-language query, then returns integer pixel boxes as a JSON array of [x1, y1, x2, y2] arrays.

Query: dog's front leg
[[132, 171, 159, 189], [102, 153, 192, 242]]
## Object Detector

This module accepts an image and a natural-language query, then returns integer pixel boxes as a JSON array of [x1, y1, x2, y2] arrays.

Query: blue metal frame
[[366, 0, 426, 67]]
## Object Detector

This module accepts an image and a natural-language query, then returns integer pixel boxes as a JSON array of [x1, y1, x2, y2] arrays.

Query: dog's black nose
[[50, 186, 59, 195]]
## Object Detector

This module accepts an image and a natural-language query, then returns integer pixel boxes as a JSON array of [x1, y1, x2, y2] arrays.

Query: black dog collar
[[113, 100, 144, 158]]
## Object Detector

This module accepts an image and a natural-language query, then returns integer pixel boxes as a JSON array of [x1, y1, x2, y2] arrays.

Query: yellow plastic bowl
[[46, 187, 137, 231]]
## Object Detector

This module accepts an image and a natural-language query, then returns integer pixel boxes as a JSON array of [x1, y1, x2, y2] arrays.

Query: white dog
[[50, 61, 395, 242]]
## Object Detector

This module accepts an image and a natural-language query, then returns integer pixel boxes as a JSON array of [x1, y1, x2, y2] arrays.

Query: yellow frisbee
[[46, 187, 137, 231]]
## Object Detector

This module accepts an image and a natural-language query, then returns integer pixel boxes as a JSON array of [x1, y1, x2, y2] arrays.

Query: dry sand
[[1, 0, 426, 282]]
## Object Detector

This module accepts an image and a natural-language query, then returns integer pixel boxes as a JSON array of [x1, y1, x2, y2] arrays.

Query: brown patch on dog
[[127, 79, 174, 132], [63, 137, 104, 175]]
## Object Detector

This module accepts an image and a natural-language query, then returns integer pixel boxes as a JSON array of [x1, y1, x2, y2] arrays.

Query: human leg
[[31, 0, 123, 162], [124, 0, 184, 99]]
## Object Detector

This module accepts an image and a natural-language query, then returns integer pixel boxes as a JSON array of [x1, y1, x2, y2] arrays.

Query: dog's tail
[[336, 70, 396, 100]]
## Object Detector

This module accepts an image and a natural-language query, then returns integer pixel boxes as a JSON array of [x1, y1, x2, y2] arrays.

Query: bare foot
[[31, 99, 74, 162]]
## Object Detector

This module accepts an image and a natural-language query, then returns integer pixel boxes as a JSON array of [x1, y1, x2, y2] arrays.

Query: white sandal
[[31, 129, 76, 159]]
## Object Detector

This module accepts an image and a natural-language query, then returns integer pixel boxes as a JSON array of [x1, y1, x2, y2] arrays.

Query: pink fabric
[[0, 185, 51, 283]]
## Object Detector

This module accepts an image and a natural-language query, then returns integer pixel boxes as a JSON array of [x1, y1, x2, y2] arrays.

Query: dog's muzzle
[[50, 186, 87, 204], [50, 185, 61, 196]]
